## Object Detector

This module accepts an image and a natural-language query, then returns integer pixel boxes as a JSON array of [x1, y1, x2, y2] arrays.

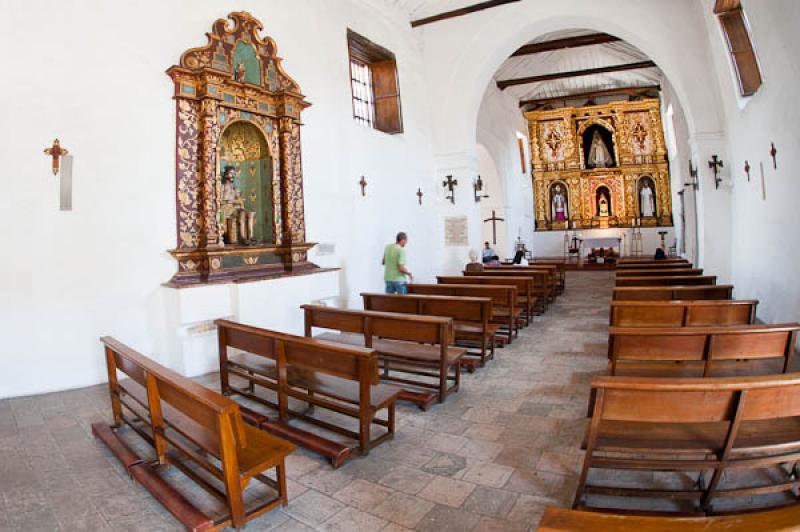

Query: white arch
[[421, 1, 724, 155]]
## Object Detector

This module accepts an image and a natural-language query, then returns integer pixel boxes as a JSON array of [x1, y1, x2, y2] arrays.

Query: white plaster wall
[[700, 0, 800, 321], [0, 0, 439, 398], [476, 84, 535, 260]]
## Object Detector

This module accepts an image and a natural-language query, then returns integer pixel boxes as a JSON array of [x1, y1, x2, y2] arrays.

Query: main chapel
[[2, 1, 799, 530]]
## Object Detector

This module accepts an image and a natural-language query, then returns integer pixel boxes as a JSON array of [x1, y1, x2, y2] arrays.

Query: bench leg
[[359, 411, 371, 457], [276, 462, 289, 508], [388, 403, 396, 436]]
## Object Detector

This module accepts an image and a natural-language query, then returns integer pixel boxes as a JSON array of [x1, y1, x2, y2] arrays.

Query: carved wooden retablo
[[166, 11, 319, 286], [526, 98, 674, 231]]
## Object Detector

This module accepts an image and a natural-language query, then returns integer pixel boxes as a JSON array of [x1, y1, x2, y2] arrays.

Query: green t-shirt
[[383, 243, 407, 282]]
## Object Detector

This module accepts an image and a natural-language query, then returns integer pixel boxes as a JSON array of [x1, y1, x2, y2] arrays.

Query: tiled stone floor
[[0, 272, 614, 531]]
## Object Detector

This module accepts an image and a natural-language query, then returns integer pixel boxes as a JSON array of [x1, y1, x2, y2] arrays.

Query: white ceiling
[[384, 0, 476, 20], [495, 29, 664, 107]]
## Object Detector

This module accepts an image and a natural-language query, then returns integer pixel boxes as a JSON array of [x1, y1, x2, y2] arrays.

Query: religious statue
[[234, 62, 246, 83], [551, 184, 568, 222], [598, 196, 610, 217], [640, 181, 656, 217], [587, 130, 613, 168], [220, 166, 256, 244]]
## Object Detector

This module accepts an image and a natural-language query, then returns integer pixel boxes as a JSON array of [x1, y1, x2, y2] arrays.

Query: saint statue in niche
[[551, 184, 568, 222], [596, 187, 612, 217], [234, 62, 246, 83], [220, 166, 257, 245], [587, 130, 613, 168], [639, 179, 656, 217]]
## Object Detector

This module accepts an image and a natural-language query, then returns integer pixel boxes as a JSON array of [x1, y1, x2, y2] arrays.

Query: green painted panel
[[233, 41, 262, 86]]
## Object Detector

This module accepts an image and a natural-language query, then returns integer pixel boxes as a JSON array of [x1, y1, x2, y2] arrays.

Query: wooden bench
[[302, 305, 466, 408], [529, 260, 567, 294], [361, 293, 498, 369], [613, 285, 734, 301], [485, 264, 560, 300], [539, 504, 800, 531], [438, 275, 536, 326], [463, 270, 551, 313], [616, 275, 717, 287], [576, 373, 800, 514], [96, 337, 294, 531], [616, 268, 704, 277], [610, 300, 758, 327], [607, 323, 800, 377], [408, 283, 519, 344], [216, 320, 402, 467], [618, 258, 690, 266]]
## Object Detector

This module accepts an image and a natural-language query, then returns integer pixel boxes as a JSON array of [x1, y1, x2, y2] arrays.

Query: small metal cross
[[416, 188, 423, 205], [770, 143, 777, 170], [442, 175, 458, 204], [744, 160, 751, 182], [359, 176, 367, 196], [708, 155, 724, 189]]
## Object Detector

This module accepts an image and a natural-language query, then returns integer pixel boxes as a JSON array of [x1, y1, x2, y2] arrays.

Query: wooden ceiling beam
[[497, 60, 657, 90], [410, 0, 521, 28], [518, 85, 661, 109], [511, 33, 621, 57]]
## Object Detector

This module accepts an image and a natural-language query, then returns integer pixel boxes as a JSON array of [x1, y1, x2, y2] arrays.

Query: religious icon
[[551, 184, 568, 222], [220, 166, 256, 244], [639, 179, 656, 217], [234, 61, 246, 83], [596, 187, 612, 217], [587, 130, 613, 168]]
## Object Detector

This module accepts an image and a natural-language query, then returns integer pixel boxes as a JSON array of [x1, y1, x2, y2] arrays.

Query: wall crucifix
[[744, 160, 751, 182], [770, 143, 778, 169], [416, 188, 424, 205], [359, 176, 367, 196], [44, 139, 68, 176], [442, 175, 458, 204], [708, 155, 724, 189], [483, 210, 505, 245]]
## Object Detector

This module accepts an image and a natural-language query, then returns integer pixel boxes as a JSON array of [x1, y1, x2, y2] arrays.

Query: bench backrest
[[615, 275, 717, 287], [590, 372, 800, 425], [301, 304, 454, 346], [361, 293, 492, 324], [101, 336, 245, 466], [607, 323, 799, 376], [617, 258, 689, 265], [481, 266, 553, 284], [610, 300, 758, 327], [616, 268, 704, 277], [216, 319, 379, 385], [408, 283, 516, 309], [613, 285, 733, 301]]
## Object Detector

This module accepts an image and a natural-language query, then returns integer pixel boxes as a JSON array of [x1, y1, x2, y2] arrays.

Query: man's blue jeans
[[385, 281, 408, 294]]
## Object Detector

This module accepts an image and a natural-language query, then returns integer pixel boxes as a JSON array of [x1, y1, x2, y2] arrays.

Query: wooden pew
[[609, 300, 759, 327], [408, 283, 519, 344], [607, 323, 800, 377], [539, 504, 800, 531], [575, 373, 800, 514], [615, 275, 717, 287], [464, 270, 551, 313], [485, 264, 560, 300], [97, 337, 294, 530], [215, 320, 402, 467], [302, 305, 465, 407], [528, 259, 567, 294], [361, 293, 498, 369], [613, 285, 733, 301], [618, 258, 690, 265], [438, 275, 535, 325], [616, 268, 704, 277]]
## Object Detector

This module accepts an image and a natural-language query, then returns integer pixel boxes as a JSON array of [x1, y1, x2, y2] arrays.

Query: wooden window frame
[[347, 29, 403, 134], [714, 1, 763, 97]]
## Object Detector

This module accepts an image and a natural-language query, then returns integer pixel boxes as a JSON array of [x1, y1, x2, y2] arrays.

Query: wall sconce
[[684, 158, 699, 191], [473, 175, 489, 203], [442, 175, 458, 205]]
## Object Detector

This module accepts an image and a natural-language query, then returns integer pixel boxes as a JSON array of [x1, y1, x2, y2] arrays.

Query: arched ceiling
[[495, 29, 664, 110]]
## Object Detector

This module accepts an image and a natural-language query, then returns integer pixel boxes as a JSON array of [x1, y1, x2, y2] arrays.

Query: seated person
[[465, 250, 485, 272], [654, 247, 667, 260], [482, 242, 497, 263]]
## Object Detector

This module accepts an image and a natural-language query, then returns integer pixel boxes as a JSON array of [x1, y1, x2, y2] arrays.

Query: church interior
[[2, 0, 800, 530]]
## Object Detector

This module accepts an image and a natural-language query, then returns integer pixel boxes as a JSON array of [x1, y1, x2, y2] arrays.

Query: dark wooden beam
[[519, 84, 661, 108], [410, 0, 521, 28], [511, 33, 621, 57], [497, 60, 657, 90]]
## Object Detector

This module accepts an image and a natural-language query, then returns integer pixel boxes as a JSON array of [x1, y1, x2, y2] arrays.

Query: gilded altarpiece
[[526, 98, 673, 232], [166, 12, 318, 286]]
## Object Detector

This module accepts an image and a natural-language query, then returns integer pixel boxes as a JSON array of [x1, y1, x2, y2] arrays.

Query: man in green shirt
[[382, 232, 413, 294]]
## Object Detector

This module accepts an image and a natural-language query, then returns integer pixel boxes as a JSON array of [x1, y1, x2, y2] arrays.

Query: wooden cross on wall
[[358, 176, 367, 196], [416, 188, 424, 205], [442, 175, 458, 204], [44, 139, 69, 176], [483, 210, 505, 245]]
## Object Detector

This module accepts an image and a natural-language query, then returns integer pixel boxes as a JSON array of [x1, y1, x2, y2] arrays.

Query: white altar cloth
[[583, 237, 621, 249]]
